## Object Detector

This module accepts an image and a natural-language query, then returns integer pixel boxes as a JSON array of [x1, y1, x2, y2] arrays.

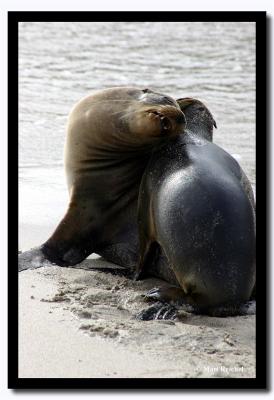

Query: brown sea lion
[[135, 98, 256, 317], [41, 87, 186, 267]]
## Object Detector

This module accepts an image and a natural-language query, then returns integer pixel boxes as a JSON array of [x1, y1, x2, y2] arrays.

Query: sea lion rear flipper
[[42, 203, 99, 267]]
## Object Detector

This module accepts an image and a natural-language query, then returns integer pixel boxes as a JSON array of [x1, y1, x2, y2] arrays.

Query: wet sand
[[19, 256, 256, 379]]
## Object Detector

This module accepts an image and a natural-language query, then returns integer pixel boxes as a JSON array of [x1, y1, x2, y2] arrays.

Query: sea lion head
[[176, 97, 217, 141], [128, 88, 186, 140]]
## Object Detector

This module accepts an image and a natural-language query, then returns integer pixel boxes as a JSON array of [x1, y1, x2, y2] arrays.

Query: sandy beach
[[19, 249, 256, 379], [18, 21, 256, 380]]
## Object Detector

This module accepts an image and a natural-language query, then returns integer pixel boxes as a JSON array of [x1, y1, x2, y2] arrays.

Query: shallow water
[[18, 21, 256, 246]]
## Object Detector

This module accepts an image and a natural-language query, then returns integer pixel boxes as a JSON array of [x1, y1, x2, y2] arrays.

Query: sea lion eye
[[142, 88, 150, 93], [198, 107, 204, 111]]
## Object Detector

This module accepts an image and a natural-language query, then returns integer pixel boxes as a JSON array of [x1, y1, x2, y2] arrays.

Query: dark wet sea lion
[[41, 87, 186, 267], [135, 98, 256, 315]]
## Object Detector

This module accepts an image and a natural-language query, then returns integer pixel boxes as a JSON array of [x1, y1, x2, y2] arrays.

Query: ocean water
[[18, 21, 256, 248]]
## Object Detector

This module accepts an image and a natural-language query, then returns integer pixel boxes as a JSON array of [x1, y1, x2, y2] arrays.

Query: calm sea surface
[[19, 21, 256, 235]]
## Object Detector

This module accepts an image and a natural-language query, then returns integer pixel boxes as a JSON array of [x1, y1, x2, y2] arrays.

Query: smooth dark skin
[[135, 98, 256, 314]]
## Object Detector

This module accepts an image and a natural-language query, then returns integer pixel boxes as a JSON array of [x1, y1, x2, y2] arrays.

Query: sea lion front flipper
[[144, 286, 186, 303], [135, 302, 177, 321], [135, 286, 187, 320], [42, 202, 99, 267], [18, 246, 54, 271]]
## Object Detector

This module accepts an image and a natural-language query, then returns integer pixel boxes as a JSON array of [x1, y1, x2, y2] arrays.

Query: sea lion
[[135, 98, 256, 315], [98, 98, 217, 269], [41, 87, 186, 267]]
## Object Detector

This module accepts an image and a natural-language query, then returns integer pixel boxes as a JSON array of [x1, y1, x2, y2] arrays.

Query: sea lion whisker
[[116, 109, 142, 119]]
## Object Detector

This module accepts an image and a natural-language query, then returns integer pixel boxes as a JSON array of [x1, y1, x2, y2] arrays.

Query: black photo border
[[8, 11, 267, 390]]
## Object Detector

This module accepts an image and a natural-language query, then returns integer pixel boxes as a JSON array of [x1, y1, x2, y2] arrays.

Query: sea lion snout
[[145, 105, 186, 137], [160, 111, 186, 136], [159, 106, 186, 136], [160, 115, 172, 132], [147, 110, 172, 131]]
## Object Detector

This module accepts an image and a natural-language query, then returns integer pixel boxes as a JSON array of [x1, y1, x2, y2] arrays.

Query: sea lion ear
[[213, 119, 217, 129]]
